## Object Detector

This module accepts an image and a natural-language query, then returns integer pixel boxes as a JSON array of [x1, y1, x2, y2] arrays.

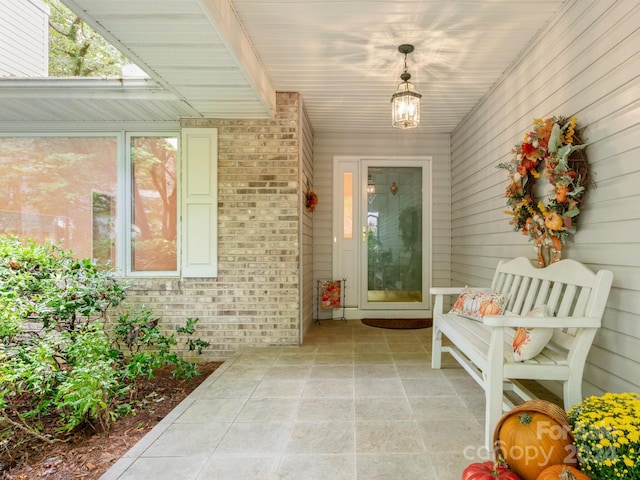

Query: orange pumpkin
[[497, 411, 577, 480], [536, 465, 590, 480], [556, 186, 568, 203], [479, 299, 502, 316], [544, 213, 564, 231]]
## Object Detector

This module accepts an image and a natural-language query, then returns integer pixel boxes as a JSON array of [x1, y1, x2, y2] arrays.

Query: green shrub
[[0, 235, 210, 458], [0, 235, 128, 331], [113, 307, 209, 381]]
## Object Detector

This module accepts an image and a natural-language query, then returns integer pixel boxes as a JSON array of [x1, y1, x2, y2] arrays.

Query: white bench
[[430, 257, 613, 449]]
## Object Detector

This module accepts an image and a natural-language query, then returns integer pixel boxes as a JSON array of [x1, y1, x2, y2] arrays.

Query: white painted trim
[[124, 132, 181, 278], [0, 121, 180, 133], [195, 0, 276, 117], [333, 155, 433, 319]]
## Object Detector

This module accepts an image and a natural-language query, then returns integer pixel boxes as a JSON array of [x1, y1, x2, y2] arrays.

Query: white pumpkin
[[463, 293, 482, 312]]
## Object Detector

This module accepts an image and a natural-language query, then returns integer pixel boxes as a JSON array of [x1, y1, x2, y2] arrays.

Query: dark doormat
[[362, 318, 432, 330]]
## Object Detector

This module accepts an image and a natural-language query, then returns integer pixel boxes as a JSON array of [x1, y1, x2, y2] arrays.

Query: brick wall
[[123, 93, 302, 361]]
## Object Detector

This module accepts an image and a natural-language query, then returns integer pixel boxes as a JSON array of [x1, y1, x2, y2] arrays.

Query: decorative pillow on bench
[[512, 305, 553, 361], [449, 288, 509, 321]]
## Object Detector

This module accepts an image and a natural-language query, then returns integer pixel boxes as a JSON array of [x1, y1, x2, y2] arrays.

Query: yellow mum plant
[[568, 392, 640, 479]]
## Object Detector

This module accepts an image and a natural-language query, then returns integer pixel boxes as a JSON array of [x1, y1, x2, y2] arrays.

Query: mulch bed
[[0, 362, 222, 480]]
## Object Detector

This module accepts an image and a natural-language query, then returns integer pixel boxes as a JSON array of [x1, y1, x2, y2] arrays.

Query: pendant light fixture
[[391, 44, 421, 129]]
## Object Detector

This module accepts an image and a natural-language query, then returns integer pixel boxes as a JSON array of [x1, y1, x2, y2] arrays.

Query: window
[[0, 133, 178, 276], [128, 135, 178, 273]]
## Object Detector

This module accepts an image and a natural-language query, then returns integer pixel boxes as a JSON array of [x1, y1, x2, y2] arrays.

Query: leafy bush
[[113, 307, 208, 381], [0, 236, 210, 459], [0, 236, 128, 332]]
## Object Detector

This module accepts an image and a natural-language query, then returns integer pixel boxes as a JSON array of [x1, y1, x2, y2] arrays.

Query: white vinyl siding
[[0, 0, 49, 77], [300, 102, 315, 336], [450, 0, 640, 396], [180, 128, 218, 278]]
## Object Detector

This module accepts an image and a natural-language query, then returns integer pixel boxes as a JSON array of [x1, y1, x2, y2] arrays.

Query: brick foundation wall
[[123, 93, 302, 361]]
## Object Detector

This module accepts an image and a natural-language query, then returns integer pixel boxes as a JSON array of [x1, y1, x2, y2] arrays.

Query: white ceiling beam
[[196, 0, 276, 118]]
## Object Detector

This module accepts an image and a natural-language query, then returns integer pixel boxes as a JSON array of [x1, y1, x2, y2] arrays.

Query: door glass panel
[[367, 166, 422, 302], [343, 172, 353, 238]]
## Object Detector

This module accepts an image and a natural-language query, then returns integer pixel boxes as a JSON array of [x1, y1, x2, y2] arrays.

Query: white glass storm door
[[360, 161, 430, 313]]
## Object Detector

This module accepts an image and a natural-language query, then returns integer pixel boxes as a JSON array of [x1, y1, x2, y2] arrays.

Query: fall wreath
[[497, 116, 591, 266], [305, 189, 318, 212]]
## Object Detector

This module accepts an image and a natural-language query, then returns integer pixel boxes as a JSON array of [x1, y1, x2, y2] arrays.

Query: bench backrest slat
[[534, 279, 552, 312], [573, 286, 591, 316], [557, 284, 578, 317], [523, 277, 540, 313], [547, 282, 566, 315], [490, 257, 613, 351], [509, 275, 528, 313]]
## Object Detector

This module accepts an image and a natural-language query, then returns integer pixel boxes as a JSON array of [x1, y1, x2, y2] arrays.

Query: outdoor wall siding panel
[[597, 327, 640, 364], [0, 0, 48, 77], [450, 0, 636, 189], [603, 309, 640, 339], [300, 100, 314, 335], [450, 0, 640, 396]]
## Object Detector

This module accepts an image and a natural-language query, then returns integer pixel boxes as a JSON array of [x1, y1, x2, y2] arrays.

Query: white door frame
[[333, 155, 433, 319]]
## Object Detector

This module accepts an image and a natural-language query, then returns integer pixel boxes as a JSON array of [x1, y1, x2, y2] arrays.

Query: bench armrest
[[429, 287, 490, 295], [482, 315, 601, 329]]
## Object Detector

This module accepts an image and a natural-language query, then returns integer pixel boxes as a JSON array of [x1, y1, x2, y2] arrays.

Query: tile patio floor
[[100, 320, 491, 480]]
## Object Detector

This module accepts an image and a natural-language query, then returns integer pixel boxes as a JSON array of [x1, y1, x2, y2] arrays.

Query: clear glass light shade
[[391, 81, 421, 129], [367, 173, 376, 195]]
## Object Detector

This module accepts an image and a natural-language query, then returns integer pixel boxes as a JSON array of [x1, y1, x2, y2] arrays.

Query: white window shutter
[[181, 128, 218, 277]]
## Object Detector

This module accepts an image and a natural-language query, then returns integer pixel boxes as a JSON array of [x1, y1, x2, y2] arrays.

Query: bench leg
[[485, 374, 503, 452], [486, 327, 506, 452], [431, 321, 443, 369], [563, 377, 582, 411]]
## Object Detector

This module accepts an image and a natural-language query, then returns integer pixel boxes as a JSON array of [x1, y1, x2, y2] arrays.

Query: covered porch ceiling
[[0, 0, 569, 134]]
